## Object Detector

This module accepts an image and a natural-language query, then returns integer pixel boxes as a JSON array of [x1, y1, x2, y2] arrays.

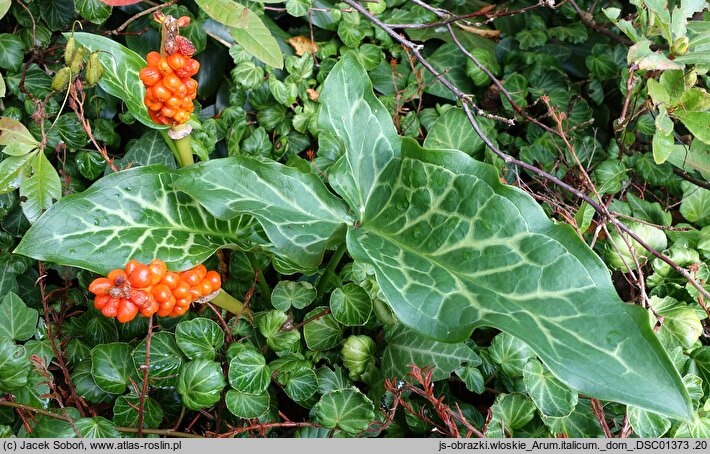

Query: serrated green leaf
[[486, 394, 537, 437], [20, 151, 62, 223], [302, 306, 343, 351], [316, 365, 352, 394], [132, 332, 186, 388], [0, 292, 37, 341], [175, 318, 225, 361], [90, 342, 138, 395], [523, 359, 578, 417], [329, 283, 372, 326], [175, 156, 352, 270], [225, 389, 270, 418], [177, 359, 226, 410], [228, 350, 271, 394], [313, 387, 374, 434], [542, 401, 605, 437], [15, 165, 261, 274], [70, 33, 160, 129], [382, 324, 480, 382], [110, 130, 176, 171], [651, 296, 703, 350]]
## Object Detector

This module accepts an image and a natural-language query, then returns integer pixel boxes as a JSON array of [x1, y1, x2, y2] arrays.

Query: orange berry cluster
[[139, 51, 199, 126], [88, 259, 221, 323]]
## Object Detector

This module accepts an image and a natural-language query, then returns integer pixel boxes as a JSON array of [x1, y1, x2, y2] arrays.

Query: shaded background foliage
[[0, 0, 707, 439]]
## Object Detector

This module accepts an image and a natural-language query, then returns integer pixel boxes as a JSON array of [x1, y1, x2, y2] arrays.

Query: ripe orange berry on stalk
[[88, 259, 222, 323], [139, 40, 199, 127]]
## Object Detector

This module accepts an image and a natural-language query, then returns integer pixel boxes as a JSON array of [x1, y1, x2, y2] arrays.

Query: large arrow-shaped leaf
[[175, 156, 354, 270], [325, 55, 692, 419], [15, 165, 261, 274]]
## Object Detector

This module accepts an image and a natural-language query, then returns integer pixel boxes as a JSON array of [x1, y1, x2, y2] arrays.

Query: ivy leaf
[[75, 0, 112, 24], [110, 130, 176, 171], [542, 401, 605, 437], [90, 343, 138, 394], [628, 405, 671, 437], [228, 350, 271, 394], [113, 395, 164, 429], [15, 166, 262, 274], [680, 182, 709, 225], [413, 43, 474, 101], [176, 359, 226, 410], [329, 283, 372, 326], [523, 359, 578, 418], [486, 394, 537, 437], [302, 306, 343, 351], [195, 0, 283, 68], [20, 151, 62, 223], [0, 338, 30, 392], [175, 318, 225, 361], [0, 292, 37, 342], [70, 33, 160, 129], [650, 296, 703, 350], [71, 360, 115, 404], [174, 156, 353, 271], [39, 0, 75, 30], [132, 332, 186, 388], [271, 280, 317, 311], [284, 367, 318, 402], [489, 332, 534, 377], [313, 388, 374, 434], [382, 324, 480, 382], [74, 417, 121, 438], [225, 389, 270, 419], [0, 35, 25, 70]]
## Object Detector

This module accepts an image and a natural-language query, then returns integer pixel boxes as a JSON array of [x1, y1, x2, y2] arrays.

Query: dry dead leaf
[[456, 23, 501, 39], [287, 36, 319, 56]]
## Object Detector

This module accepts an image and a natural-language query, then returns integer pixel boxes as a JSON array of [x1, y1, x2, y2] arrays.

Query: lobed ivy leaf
[[71, 360, 115, 405], [329, 283, 372, 326], [284, 367, 319, 402], [313, 387, 374, 434], [0, 292, 37, 342], [132, 332, 186, 388], [228, 350, 271, 394], [74, 417, 121, 438], [90, 342, 138, 395], [0, 338, 29, 392], [15, 166, 263, 274], [523, 359, 578, 418], [271, 280, 316, 311], [113, 395, 164, 429], [302, 306, 343, 351]]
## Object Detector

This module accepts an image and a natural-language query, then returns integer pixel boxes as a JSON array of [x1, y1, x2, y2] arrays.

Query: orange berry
[[166, 96, 182, 108], [175, 297, 191, 308], [129, 289, 151, 307], [174, 83, 188, 98], [161, 272, 180, 290], [205, 270, 221, 290], [151, 82, 171, 102], [184, 78, 198, 93], [149, 110, 170, 125], [170, 305, 188, 316], [149, 259, 167, 285], [197, 279, 213, 296], [128, 264, 152, 288], [125, 259, 142, 276], [160, 106, 176, 118], [140, 299, 159, 317], [145, 99, 163, 112], [94, 294, 110, 310], [173, 280, 191, 299], [181, 270, 201, 286], [102, 298, 120, 317], [107, 269, 128, 286], [139, 67, 161, 86], [189, 287, 201, 301], [196, 264, 207, 279], [156, 295, 176, 317], [180, 98, 193, 110], [167, 53, 186, 70], [173, 110, 190, 124], [163, 73, 181, 91], [146, 51, 161, 67], [177, 16, 190, 28], [117, 300, 139, 323], [89, 278, 112, 295], [158, 57, 173, 75], [152, 284, 172, 304], [176, 59, 199, 78]]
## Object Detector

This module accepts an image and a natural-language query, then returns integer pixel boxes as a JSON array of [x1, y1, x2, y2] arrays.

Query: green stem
[[317, 243, 347, 297], [160, 130, 181, 165], [247, 253, 271, 303], [210, 289, 247, 315], [174, 135, 194, 167]]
